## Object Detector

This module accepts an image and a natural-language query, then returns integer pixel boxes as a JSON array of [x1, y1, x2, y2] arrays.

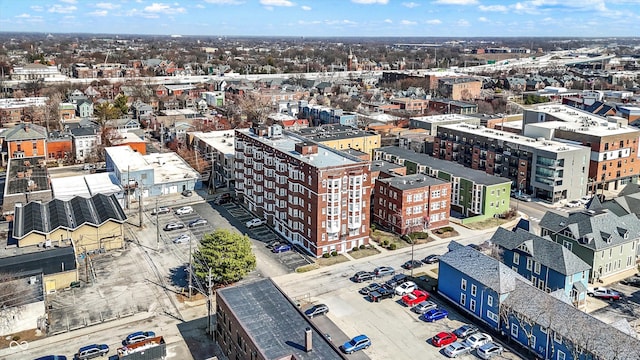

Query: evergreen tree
[[193, 229, 256, 286]]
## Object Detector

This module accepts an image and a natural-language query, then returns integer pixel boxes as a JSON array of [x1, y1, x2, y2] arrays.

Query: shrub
[[388, 243, 397, 250], [12, 336, 20, 341], [411, 232, 429, 239], [322, 253, 331, 258], [359, 244, 366, 250], [352, 247, 359, 252], [370, 224, 376, 233], [381, 239, 389, 247], [331, 251, 338, 257]]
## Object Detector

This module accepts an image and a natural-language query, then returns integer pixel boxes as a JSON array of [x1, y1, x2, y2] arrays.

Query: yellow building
[[292, 124, 381, 160]]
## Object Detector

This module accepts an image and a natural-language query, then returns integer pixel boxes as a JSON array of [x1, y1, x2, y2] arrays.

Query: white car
[[463, 332, 492, 349], [443, 341, 472, 358], [173, 234, 190, 244], [246, 218, 266, 228], [578, 195, 592, 204], [565, 200, 582, 208], [394, 281, 417, 296], [175, 206, 194, 215], [477, 342, 504, 359]]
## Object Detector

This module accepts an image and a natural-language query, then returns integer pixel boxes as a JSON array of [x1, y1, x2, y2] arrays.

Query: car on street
[[395, 281, 417, 295], [341, 334, 371, 354], [214, 193, 232, 205], [359, 282, 382, 295], [150, 207, 170, 215], [175, 206, 194, 215], [35, 356, 67, 360], [402, 259, 423, 270], [246, 218, 267, 228], [173, 234, 191, 244], [422, 254, 440, 264], [76, 344, 109, 359], [421, 308, 448, 322], [385, 273, 408, 288], [272, 244, 292, 253], [368, 287, 395, 302], [125, 331, 156, 345], [477, 342, 504, 359], [373, 266, 395, 277], [431, 331, 457, 347], [453, 324, 479, 340], [411, 300, 437, 314], [401, 289, 430, 307], [621, 276, 640, 287], [587, 287, 621, 300], [565, 199, 583, 208], [464, 332, 492, 349], [443, 341, 472, 358], [578, 195, 592, 205], [188, 218, 208, 227], [353, 271, 375, 283], [163, 222, 185, 231], [511, 191, 532, 201], [182, 189, 193, 197], [304, 304, 329, 318]]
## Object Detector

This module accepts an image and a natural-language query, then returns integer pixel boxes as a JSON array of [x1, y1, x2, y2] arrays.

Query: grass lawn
[[348, 247, 381, 259], [370, 229, 411, 250], [464, 217, 513, 230]]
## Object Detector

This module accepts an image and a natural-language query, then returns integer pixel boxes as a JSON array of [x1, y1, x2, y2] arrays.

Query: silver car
[[411, 300, 437, 314], [477, 342, 504, 359], [443, 341, 472, 358]]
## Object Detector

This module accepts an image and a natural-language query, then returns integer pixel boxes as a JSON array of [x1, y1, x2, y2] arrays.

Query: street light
[[516, 178, 526, 214]]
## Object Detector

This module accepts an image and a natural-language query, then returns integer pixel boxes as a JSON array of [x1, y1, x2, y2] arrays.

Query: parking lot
[[588, 281, 640, 327]]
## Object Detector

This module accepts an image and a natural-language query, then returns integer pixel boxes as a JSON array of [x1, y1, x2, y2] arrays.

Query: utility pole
[[125, 165, 130, 210], [188, 234, 193, 299], [155, 198, 160, 251], [138, 183, 143, 228], [207, 267, 213, 335]]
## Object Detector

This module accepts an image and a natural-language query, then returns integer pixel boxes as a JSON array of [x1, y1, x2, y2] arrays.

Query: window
[[563, 241, 572, 251], [486, 310, 498, 322], [470, 299, 476, 312], [526, 258, 533, 271], [471, 284, 477, 296], [487, 295, 493, 307], [557, 350, 566, 360], [511, 323, 518, 337], [461, 278, 467, 290], [534, 262, 541, 275], [513, 252, 520, 265], [554, 332, 562, 343], [530, 335, 536, 348], [460, 293, 466, 306]]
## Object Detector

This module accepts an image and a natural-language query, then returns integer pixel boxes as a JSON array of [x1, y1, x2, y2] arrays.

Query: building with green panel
[[374, 146, 512, 220]]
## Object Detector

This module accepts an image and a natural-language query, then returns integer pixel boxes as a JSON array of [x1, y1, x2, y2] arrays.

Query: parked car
[[125, 331, 156, 345], [181, 189, 193, 197], [35, 356, 67, 360], [578, 195, 592, 204], [76, 344, 109, 359], [477, 342, 504, 359], [214, 193, 232, 205], [422, 254, 440, 264], [511, 191, 532, 201], [411, 300, 437, 314], [175, 206, 194, 215], [401, 289, 430, 307], [402, 259, 423, 270], [565, 199, 582, 208], [452, 324, 478, 340], [443, 341, 472, 358], [83, 164, 96, 170], [421, 308, 448, 322], [373, 266, 395, 277], [246, 218, 266, 228], [431, 331, 457, 347], [587, 287, 621, 300], [163, 222, 185, 231], [359, 283, 382, 295], [353, 271, 375, 283], [266, 240, 281, 249], [188, 218, 208, 227], [464, 332, 492, 349], [340, 334, 371, 354], [385, 273, 408, 288], [173, 234, 190, 244], [621, 276, 640, 287], [395, 281, 417, 296], [304, 304, 329, 318], [368, 287, 395, 302], [272, 244, 291, 253], [150, 207, 170, 215]]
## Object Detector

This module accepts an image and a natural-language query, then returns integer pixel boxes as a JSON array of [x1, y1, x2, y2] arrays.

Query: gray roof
[[376, 146, 511, 186], [216, 279, 343, 360], [0, 246, 76, 276], [1, 123, 47, 141], [539, 209, 640, 250], [503, 279, 640, 360], [489, 227, 591, 276], [378, 173, 448, 190], [440, 241, 524, 294]]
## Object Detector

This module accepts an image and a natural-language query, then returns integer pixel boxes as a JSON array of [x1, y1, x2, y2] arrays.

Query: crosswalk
[[528, 207, 574, 223]]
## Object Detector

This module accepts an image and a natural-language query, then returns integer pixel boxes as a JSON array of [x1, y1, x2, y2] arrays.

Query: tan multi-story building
[[235, 125, 371, 257], [437, 77, 482, 101], [390, 97, 429, 113], [523, 104, 640, 191], [373, 173, 451, 235]]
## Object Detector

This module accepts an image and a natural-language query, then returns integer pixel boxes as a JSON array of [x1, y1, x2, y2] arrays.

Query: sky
[[1, 0, 640, 38]]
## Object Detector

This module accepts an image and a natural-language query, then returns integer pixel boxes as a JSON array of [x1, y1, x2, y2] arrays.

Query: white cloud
[[432, 0, 478, 5], [426, 19, 442, 24], [260, 0, 295, 6], [478, 16, 489, 22], [402, 2, 420, 8], [301, 5, 312, 10], [60, 0, 77, 3], [384, 18, 393, 23], [16, 13, 32, 18], [144, 3, 186, 14], [204, 0, 243, 3], [478, 4, 507, 12], [89, 10, 109, 16], [48, 4, 77, 13], [352, 0, 389, 4], [30, 5, 43, 11], [457, 19, 470, 26], [196, 4, 205, 8], [96, 2, 121, 10], [400, 19, 417, 25]]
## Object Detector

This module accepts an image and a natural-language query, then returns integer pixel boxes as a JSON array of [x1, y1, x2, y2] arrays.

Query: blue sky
[[1, 0, 639, 37]]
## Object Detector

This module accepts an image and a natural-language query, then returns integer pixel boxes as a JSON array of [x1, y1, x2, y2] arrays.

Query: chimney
[[24, 124, 29, 132], [304, 327, 312, 352]]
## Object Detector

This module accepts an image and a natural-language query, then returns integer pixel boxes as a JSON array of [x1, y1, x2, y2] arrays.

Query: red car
[[432, 332, 457, 347], [402, 289, 430, 307]]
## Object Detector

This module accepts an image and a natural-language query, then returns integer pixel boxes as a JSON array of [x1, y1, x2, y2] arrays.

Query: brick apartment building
[[437, 78, 482, 101], [523, 104, 640, 191], [373, 173, 451, 235], [235, 125, 371, 257]]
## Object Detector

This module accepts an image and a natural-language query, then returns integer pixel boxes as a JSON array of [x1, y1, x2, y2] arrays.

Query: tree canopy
[[193, 229, 256, 286]]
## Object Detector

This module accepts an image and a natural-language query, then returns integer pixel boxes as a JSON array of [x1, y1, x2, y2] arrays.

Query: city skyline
[[1, 0, 640, 38]]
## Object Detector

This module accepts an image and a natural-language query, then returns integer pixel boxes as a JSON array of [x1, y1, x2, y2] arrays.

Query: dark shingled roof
[[0, 246, 76, 276], [13, 193, 127, 238], [216, 279, 343, 360], [489, 227, 591, 276]]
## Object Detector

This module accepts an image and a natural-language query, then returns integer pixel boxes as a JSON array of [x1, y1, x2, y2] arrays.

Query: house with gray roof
[[489, 227, 591, 309], [539, 208, 640, 283]]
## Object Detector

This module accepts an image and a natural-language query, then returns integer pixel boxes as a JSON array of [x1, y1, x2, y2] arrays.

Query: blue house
[[489, 227, 591, 309], [439, 240, 640, 360]]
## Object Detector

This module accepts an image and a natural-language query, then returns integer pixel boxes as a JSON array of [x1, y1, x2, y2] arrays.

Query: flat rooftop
[[294, 124, 378, 142], [6, 157, 51, 195], [410, 114, 476, 123], [51, 173, 122, 201], [144, 153, 200, 184], [379, 173, 448, 190], [190, 130, 237, 155], [529, 104, 640, 136], [105, 146, 150, 172], [439, 123, 587, 153]]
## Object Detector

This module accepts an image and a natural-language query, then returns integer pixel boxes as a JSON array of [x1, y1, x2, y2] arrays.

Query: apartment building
[[188, 130, 237, 188], [524, 104, 640, 191], [434, 123, 590, 203], [11, 64, 65, 81], [0, 97, 48, 125], [437, 78, 482, 101], [292, 124, 381, 159], [409, 114, 480, 136], [297, 101, 358, 126], [235, 125, 371, 257], [373, 174, 451, 235], [389, 97, 429, 114]]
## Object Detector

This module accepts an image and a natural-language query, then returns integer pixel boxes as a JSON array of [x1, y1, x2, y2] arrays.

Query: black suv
[[352, 271, 375, 283], [385, 273, 408, 288]]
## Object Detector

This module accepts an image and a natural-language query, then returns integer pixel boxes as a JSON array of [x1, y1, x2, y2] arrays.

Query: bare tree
[[233, 92, 271, 125], [0, 273, 38, 334]]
